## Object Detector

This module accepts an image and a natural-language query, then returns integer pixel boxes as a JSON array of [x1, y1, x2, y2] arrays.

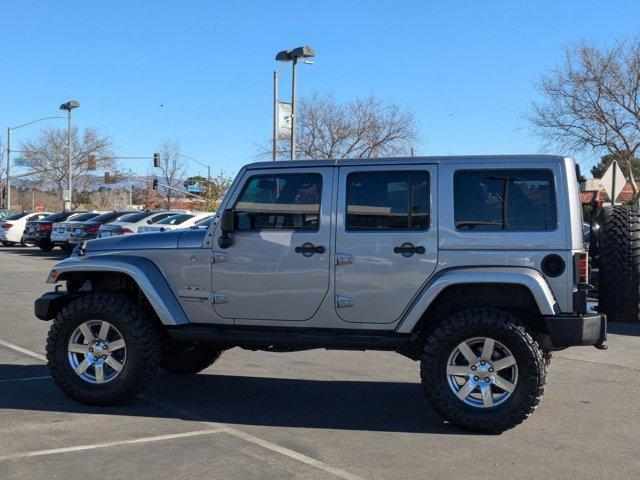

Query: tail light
[[85, 224, 101, 233], [2, 223, 12, 229], [122, 227, 134, 234], [37, 223, 52, 232], [575, 252, 589, 285]]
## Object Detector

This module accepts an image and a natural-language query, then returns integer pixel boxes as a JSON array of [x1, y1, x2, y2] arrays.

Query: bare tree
[[20, 127, 115, 208], [528, 39, 640, 202], [262, 93, 419, 160], [183, 171, 234, 210], [156, 140, 187, 209]]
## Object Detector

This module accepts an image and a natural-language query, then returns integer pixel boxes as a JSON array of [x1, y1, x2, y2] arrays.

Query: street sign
[[277, 101, 292, 139], [601, 160, 625, 204], [187, 183, 203, 193], [34, 204, 45, 212]]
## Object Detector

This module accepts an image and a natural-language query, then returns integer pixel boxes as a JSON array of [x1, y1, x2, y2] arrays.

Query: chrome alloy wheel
[[67, 320, 127, 384], [446, 337, 518, 409]]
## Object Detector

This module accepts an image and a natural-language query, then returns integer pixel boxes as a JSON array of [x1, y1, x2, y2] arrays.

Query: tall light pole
[[5, 116, 65, 210], [59, 100, 79, 210], [275, 46, 315, 160]]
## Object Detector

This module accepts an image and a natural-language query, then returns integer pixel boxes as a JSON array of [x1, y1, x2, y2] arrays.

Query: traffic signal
[[152, 178, 158, 190], [87, 155, 97, 171], [153, 153, 160, 168]]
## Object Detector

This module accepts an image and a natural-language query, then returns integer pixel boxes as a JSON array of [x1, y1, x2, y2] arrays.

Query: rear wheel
[[39, 241, 54, 252], [421, 309, 546, 433], [597, 205, 640, 323], [160, 341, 223, 375], [46, 294, 161, 405]]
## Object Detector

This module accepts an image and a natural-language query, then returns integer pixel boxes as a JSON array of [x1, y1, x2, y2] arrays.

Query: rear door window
[[346, 171, 429, 231], [454, 169, 557, 231]]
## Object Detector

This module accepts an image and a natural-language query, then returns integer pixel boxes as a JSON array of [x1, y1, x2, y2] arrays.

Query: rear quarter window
[[454, 169, 557, 231]]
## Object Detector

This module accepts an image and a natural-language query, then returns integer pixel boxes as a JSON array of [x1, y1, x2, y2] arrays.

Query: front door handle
[[393, 242, 425, 257], [295, 242, 325, 257]]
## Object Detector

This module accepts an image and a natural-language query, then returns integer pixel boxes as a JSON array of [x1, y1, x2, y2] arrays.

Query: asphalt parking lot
[[0, 247, 639, 479]]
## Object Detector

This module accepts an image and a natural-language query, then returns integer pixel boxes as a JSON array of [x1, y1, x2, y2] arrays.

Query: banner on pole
[[277, 101, 292, 140]]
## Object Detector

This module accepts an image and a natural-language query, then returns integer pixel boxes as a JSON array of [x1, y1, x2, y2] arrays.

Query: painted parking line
[[0, 339, 46, 361], [0, 338, 364, 480], [0, 375, 51, 383], [0, 429, 225, 462]]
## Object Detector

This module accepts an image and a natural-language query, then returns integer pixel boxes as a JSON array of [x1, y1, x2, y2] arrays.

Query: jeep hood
[[83, 228, 206, 252]]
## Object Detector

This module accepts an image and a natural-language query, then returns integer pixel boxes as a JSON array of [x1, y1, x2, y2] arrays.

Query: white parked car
[[0, 211, 52, 246], [98, 211, 181, 238], [52, 212, 104, 251], [138, 212, 214, 232]]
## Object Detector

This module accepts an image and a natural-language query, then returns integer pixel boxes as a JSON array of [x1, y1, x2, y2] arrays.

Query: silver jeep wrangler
[[36, 155, 606, 433]]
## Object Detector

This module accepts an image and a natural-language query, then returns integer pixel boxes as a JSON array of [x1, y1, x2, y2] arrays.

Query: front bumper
[[542, 313, 607, 350]]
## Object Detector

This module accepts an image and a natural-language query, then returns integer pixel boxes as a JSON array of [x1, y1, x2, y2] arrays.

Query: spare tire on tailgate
[[598, 205, 640, 324]]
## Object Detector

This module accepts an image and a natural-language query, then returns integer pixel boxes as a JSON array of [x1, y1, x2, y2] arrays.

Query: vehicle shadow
[[608, 322, 640, 337], [0, 363, 468, 435]]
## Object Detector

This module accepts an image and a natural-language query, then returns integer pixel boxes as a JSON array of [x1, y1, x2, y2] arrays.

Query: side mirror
[[218, 209, 234, 248]]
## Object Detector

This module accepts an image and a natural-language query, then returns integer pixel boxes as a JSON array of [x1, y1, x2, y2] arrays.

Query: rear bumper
[[542, 313, 606, 349]]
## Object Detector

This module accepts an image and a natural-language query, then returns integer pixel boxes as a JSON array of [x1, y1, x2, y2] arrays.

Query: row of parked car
[[0, 209, 215, 251]]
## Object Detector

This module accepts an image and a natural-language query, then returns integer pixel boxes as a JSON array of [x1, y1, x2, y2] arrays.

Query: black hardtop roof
[[245, 155, 568, 170]]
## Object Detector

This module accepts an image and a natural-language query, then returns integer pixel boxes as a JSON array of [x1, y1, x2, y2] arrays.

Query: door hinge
[[213, 252, 228, 263], [336, 253, 353, 266], [213, 292, 229, 304], [335, 295, 354, 308]]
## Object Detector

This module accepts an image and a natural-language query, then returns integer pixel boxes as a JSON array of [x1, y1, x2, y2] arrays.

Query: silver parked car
[[36, 155, 605, 433]]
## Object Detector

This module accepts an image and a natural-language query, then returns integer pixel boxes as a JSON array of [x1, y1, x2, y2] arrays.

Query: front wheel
[[46, 294, 161, 405], [421, 309, 546, 433]]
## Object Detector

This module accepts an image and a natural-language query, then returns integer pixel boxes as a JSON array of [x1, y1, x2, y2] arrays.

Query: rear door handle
[[295, 242, 325, 257], [393, 242, 425, 257]]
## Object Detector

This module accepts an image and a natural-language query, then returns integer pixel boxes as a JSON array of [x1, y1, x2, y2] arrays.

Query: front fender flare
[[47, 255, 189, 325], [396, 267, 559, 334]]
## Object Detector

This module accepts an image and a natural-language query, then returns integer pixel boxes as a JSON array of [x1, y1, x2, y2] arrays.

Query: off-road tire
[[160, 341, 223, 375], [598, 205, 640, 324], [421, 309, 546, 433], [39, 242, 54, 252], [46, 294, 161, 405]]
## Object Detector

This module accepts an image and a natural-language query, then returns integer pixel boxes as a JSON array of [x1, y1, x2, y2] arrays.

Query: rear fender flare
[[396, 267, 559, 333]]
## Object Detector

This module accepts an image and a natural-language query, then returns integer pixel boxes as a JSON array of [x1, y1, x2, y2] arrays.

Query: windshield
[[68, 212, 100, 222], [119, 211, 155, 223], [90, 211, 133, 223], [156, 214, 194, 225], [41, 211, 77, 222], [5, 212, 29, 220]]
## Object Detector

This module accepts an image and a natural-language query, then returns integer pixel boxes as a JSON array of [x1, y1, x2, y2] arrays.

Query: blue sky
[[1, 0, 638, 179]]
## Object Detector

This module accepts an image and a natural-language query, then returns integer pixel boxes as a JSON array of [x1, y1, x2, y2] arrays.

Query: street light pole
[[273, 70, 278, 161], [66, 108, 71, 210], [275, 46, 315, 162], [6, 127, 11, 210], [290, 57, 298, 161], [59, 100, 79, 211], [5, 115, 66, 210]]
